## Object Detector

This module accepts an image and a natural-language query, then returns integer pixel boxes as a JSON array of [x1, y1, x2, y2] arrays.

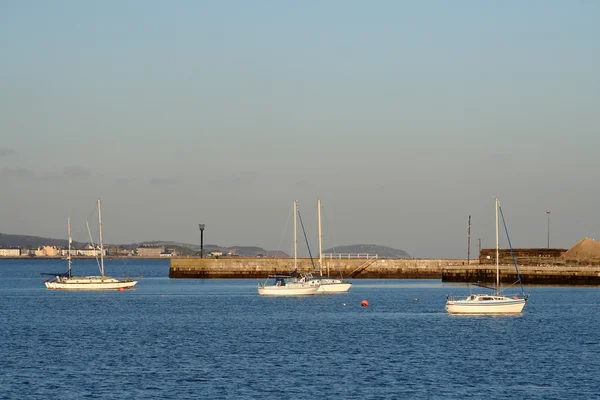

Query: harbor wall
[[170, 257, 600, 285], [169, 257, 471, 279], [442, 265, 600, 285]]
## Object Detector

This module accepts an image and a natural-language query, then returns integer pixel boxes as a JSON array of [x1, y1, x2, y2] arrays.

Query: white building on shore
[[0, 248, 21, 257]]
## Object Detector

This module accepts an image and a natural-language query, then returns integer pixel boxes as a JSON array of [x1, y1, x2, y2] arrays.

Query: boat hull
[[445, 298, 526, 314], [258, 285, 319, 296], [318, 282, 352, 293], [45, 276, 138, 290]]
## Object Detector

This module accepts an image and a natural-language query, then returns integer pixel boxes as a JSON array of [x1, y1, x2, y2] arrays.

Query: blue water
[[1, 259, 599, 399]]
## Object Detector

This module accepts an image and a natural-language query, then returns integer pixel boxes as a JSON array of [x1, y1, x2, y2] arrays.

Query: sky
[[1, 1, 599, 258]]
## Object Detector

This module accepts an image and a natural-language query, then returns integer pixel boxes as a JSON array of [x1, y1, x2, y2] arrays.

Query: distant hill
[[0, 233, 76, 248], [323, 244, 410, 258]]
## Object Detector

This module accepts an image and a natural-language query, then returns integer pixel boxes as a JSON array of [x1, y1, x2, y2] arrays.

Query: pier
[[169, 256, 450, 279], [170, 257, 600, 285], [442, 264, 600, 286]]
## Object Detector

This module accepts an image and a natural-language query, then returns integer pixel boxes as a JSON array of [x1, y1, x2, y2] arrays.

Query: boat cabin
[[265, 274, 295, 287], [467, 294, 509, 302]]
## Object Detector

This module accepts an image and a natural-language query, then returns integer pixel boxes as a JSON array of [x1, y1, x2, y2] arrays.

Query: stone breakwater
[[170, 257, 600, 285], [442, 264, 600, 285], [169, 257, 470, 279]]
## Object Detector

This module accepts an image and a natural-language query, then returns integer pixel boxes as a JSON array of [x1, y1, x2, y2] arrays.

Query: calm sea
[[1, 258, 599, 399]]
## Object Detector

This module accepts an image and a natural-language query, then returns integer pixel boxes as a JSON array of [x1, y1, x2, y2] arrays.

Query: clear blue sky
[[1, 1, 599, 258]]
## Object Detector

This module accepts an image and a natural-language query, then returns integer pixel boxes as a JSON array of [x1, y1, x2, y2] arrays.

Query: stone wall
[[170, 257, 600, 285], [442, 264, 600, 285], [169, 257, 469, 279]]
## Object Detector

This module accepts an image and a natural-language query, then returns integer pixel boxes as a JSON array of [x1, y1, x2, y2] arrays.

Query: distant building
[[159, 248, 180, 258], [76, 244, 104, 257], [35, 246, 59, 257], [107, 247, 134, 257], [166, 248, 180, 257], [137, 245, 165, 258], [0, 247, 21, 257]]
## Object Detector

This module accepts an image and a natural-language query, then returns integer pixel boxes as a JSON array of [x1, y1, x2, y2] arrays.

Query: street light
[[545, 211, 551, 249], [198, 224, 205, 258]]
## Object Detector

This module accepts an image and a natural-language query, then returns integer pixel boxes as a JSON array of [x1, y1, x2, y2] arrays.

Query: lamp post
[[198, 224, 205, 258], [467, 215, 471, 265], [545, 211, 551, 248]]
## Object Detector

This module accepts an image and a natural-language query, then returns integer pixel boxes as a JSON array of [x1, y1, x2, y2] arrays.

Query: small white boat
[[258, 275, 319, 296], [44, 199, 138, 291], [445, 197, 528, 315]]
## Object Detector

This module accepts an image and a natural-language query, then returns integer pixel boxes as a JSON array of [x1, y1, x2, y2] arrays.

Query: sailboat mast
[[98, 198, 104, 277], [495, 197, 499, 293], [294, 201, 297, 271], [67, 217, 72, 277], [318, 199, 323, 276]]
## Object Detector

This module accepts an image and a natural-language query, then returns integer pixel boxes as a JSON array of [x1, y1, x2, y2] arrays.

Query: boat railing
[[322, 253, 378, 260]]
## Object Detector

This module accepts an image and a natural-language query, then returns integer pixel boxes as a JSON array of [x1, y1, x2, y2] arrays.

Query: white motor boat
[[258, 275, 319, 296]]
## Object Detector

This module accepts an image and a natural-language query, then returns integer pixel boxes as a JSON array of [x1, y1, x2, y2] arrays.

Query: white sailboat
[[445, 198, 527, 314], [312, 199, 351, 293], [44, 199, 138, 290], [258, 201, 319, 296]]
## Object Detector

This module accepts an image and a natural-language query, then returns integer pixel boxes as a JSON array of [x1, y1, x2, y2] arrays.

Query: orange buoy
[[118, 288, 124, 292], [361, 299, 369, 307]]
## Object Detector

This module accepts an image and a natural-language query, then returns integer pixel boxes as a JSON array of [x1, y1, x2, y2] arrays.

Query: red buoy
[[361, 299, 369, 307], [118, 287, 125, 292]]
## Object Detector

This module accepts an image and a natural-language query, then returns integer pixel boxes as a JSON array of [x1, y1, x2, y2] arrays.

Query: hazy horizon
[[2, 1, 599, 258]]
